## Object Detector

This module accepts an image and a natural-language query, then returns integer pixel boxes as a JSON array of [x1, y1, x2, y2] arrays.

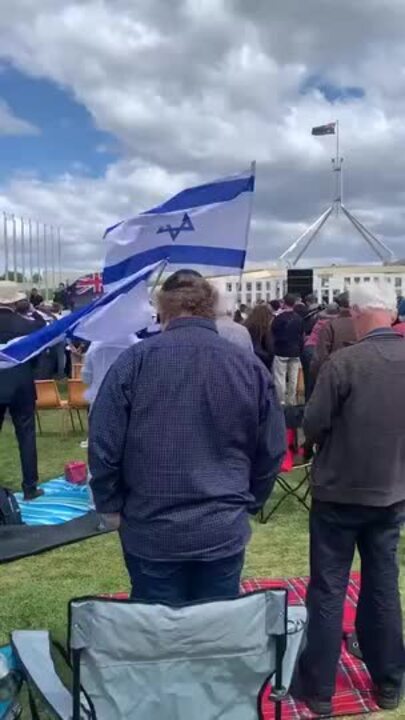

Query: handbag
[[64, 461, 87, 485]]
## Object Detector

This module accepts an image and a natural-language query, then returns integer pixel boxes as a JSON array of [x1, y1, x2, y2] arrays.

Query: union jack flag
[[74, 273, 103, 296]]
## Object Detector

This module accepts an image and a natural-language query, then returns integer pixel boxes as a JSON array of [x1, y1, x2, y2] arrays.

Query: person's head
[[319, 302, 339, 320], [31, 287, 38, 295], [283, 293, 297, 309], [269, 299, 281, 313], [336, 292, 350, 310], [293, 301, 308, 318], [244, 303, 273, 344], [0, 281, 26, 310], [58, 282, 65, 290], [233, 309, 243, 323], [350, 283, 398, 339], [15, 299, 30, 315], [158, 269, 217, 327], [305, 293, 318, 307]]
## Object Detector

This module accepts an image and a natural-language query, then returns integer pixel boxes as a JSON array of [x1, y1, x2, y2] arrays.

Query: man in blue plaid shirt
[[89, 271, 286, 603]]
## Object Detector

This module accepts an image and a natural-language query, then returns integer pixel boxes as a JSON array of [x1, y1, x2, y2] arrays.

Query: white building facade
[[210, 264, 405, 307]]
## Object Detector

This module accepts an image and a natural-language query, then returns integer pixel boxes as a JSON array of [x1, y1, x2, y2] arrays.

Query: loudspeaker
[[287, 269, 313, 299]]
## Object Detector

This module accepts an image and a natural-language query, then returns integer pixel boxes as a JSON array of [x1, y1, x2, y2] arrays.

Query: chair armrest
[[11, 631, 73, 720]]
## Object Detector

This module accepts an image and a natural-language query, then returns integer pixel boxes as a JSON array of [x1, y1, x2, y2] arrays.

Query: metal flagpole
[[28, 219, 33, 283], [3, 213, 9, 280], [11, 214, 17, 282], [43, 223, 49, 300], [36, 220, 41, 285], [20, 217, 25, 282], [238, 160, 256, 304], [57, 227, 62, 284], [279, 206, 333, 264], [50, 225, 56, 292]]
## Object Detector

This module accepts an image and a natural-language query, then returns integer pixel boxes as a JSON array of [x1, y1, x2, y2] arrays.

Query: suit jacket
[[0, 308, 45, 405]]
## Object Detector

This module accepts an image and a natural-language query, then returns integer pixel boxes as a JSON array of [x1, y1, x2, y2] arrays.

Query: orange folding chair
[[35, 380, 69, 436], [67, 379, 89, 432]]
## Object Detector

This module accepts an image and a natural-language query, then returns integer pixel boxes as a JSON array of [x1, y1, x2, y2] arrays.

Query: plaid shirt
[[89, 318, 286, 561]]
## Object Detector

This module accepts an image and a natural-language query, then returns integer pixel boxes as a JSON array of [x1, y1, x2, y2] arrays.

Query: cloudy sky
[[0, 0, 404, 276]]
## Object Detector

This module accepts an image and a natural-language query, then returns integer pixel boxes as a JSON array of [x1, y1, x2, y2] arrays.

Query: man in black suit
[[0, 282, 46, 500]]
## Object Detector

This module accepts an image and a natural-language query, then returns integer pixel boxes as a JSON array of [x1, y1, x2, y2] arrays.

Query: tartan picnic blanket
[[110, 572, 380, 719], [243, 573, 379, 719]]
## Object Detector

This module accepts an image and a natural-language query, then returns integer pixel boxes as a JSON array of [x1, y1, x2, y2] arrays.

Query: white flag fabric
[[103, 168, 255, 289], [0, 262, 161, 369]]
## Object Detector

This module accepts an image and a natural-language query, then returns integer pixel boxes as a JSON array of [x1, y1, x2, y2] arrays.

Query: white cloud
[[0, 99, 39, 136], [0, 0, 405, 272]]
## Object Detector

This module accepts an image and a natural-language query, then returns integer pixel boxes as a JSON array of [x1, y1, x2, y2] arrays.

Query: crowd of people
[[1, 271, 405, 715]]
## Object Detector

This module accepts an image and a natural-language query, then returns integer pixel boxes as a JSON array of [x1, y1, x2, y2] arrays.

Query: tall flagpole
[[57, 226, 62, 284], [36, 220, 41, 285], [20, 217, 25, 282], [43, 223, 48, 300], [50, 225, 56, 292], [12, 214, 17, 282], [239, 160, 256, 305], [3, 213, 8, 280], [28, 219, 33, 283]]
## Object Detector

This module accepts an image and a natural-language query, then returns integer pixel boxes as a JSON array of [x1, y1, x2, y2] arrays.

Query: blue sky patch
[[302, 74, 365, 103], [0, 64, 118, 181]]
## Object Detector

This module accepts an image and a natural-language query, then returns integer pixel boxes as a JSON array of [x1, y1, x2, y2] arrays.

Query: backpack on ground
[[0, 488, 23, 526]]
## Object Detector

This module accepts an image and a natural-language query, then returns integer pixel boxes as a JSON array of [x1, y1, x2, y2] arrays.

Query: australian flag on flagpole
[[312, 122, 336, 136]]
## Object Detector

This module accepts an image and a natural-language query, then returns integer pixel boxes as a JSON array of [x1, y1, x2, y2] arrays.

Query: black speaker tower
[[287, 269, 314, 299]]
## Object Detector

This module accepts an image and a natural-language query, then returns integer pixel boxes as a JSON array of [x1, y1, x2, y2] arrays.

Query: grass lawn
[[0, 408, 401, 719]]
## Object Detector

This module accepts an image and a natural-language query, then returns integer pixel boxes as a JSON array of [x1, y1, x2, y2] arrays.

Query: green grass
[[0, 410, 400, 718]]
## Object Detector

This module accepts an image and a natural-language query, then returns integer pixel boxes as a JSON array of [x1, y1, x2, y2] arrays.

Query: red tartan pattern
[[242, 573, 379, 719], [107, 572, 380, 719]]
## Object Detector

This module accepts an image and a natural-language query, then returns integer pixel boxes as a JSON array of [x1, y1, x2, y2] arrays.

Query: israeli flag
[[0, 262, 161, 369], [103, 167, 255, 288]]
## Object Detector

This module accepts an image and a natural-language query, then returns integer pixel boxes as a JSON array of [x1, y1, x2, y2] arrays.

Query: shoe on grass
[[23, 488, 45, 502], [375, 683, 402, 710]]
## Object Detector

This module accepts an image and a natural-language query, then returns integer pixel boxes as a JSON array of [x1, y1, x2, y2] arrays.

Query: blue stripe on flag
[[104, 174, 255, 238], [145, 174, 254, 215], [103, 245, 246, 285]]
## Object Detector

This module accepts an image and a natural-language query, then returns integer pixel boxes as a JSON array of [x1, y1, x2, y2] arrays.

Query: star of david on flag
[[156, 212, 195, 241], [102, 166, 255, 288]]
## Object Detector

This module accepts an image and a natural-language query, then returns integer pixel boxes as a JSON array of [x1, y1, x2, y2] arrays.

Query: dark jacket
[[311, 308, 356, 377], [89, 317, 286, 561], [0, 308, 45, 405], [304, 329, 405, 507], [271, 310, 304, 358]]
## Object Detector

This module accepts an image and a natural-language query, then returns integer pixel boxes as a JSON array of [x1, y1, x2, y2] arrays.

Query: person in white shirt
[[81, 335, 140, 405]]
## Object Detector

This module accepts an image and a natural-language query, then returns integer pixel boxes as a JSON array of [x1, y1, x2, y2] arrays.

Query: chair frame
[[259, 464, 311, 524]]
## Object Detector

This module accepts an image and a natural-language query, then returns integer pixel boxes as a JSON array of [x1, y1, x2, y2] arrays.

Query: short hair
[[349, 283, 397, 313], [269, 300, 281, 312], [283, 293, 297, 308], [305, 293, 318, 305], [336, 292, 350, 309], [158, 272, 217, 323], [161, 269, 202, 292]]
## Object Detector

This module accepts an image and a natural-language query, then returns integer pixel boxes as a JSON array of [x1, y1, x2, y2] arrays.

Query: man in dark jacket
[[311, 292, 356, 379], [89, 271, 286, 604], [271, 294, 304, 405], [0, 282, 45, 499], [295, 284, 405, 716]]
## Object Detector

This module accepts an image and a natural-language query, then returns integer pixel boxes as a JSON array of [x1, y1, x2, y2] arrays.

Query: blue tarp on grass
[[15, 477, 91, 526]]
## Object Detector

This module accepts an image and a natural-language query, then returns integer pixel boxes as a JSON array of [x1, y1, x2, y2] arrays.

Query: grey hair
[[349, 282, 397, 313]]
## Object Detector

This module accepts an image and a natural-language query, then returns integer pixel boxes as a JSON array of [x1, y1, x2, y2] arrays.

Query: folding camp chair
[[259, 405, 312, 524], [12, 589, 306, 720]]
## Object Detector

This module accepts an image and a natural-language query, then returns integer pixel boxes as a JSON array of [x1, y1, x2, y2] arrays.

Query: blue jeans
[[123, 550, 245, 604]]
